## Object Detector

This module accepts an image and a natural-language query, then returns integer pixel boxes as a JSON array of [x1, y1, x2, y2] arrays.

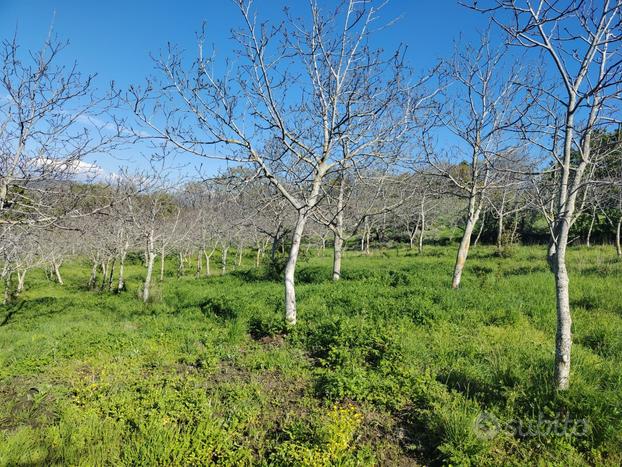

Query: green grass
[[1, 245, 621, 466]]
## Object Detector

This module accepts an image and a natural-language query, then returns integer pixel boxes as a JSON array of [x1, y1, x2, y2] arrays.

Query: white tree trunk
[[117, 250, 127, 292], [143, 231, 156, 303], [333, 232, 343, 281], [452, 196, 481, 289], [332, 175, 345, 281], [549, 218, 572, 391], [204, 250, 212, 277], [586, 206, 596, 247], [419, 199, 426, 254], [196, 251, 203, 278], [178, 251, 185, 276], [16, 270, 26, 296], [284, 213, 308, 326], [616, 217, 622, 257], [236, 246, 243, 268], [496, 212, 504, 249], [221, 247, 229, 274], [53, 262, 63, 285], [88, 259, 98, 289]]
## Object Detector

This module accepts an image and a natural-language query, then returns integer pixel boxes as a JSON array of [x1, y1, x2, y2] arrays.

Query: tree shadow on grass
[[0, 297, 65, 327], [0, 301, 25, 327]]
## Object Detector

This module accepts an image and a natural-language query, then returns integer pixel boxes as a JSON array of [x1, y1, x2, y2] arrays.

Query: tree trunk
[[332, 176, 345, 281], [364, 219, 371, 255], [549, 219, 572, 391], [3, 273, 11, 305], [496, 212, 504, 249], [204, 250, 212, 276], [284, 213, 308, 326], [88, 259, 98, 289], [100, 261, 107, 289], [418, 196, 426, 253], [159, 247, 166, 281], [221, 247, 229, 274], [53, 262, 64, 285], [16, 270, 26, 296], [196, 251, 203, 278], [255, 247, 261, 268], [178, 251, 185, 276], [117, 250, 127, 292], [510, 214, 520, 244], [143, 231, 156, 303], [333, 232, 343, 281], [107, 258, 116, 291], [473, 212, 485, 248], [236, 246, 243, 268], [452, 196, 481, 289], [616, 217, 622, 257], [586, 206, 596, 247]]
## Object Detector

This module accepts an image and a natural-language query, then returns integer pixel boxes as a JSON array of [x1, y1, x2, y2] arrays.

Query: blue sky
[[0, 0, 489, 176]]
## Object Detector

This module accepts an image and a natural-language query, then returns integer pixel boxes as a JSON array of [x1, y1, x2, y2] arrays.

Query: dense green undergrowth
[[1, 245, 621, 466]]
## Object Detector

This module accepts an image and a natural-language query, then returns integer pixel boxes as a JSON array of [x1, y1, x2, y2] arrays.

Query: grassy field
[[1, 245, 621, 466]]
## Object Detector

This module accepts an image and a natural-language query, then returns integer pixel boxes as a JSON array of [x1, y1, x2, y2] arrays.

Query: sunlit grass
[[1, 245, 620, 465]]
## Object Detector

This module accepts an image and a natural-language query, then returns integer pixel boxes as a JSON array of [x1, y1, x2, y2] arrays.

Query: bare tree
[[427, 31, 534, 288], [0, 32, 123, 230], [469, 0, 622, 389], [128, 0, 414, 324]]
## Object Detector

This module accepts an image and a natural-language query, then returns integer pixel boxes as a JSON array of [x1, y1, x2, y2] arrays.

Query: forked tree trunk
[[284, 212, 308, 326], [16, 270, 26, 296], [236, 246, 243, 268], [452, 195, 481, 289], [203, 250, 213, 277], [53, 262, 63, 285], [100, 260, 109, 290]]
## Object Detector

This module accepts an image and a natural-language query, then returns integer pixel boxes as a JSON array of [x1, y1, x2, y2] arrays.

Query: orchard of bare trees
[[0, 1, 622, 389], [1, 0, 621, 436]]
